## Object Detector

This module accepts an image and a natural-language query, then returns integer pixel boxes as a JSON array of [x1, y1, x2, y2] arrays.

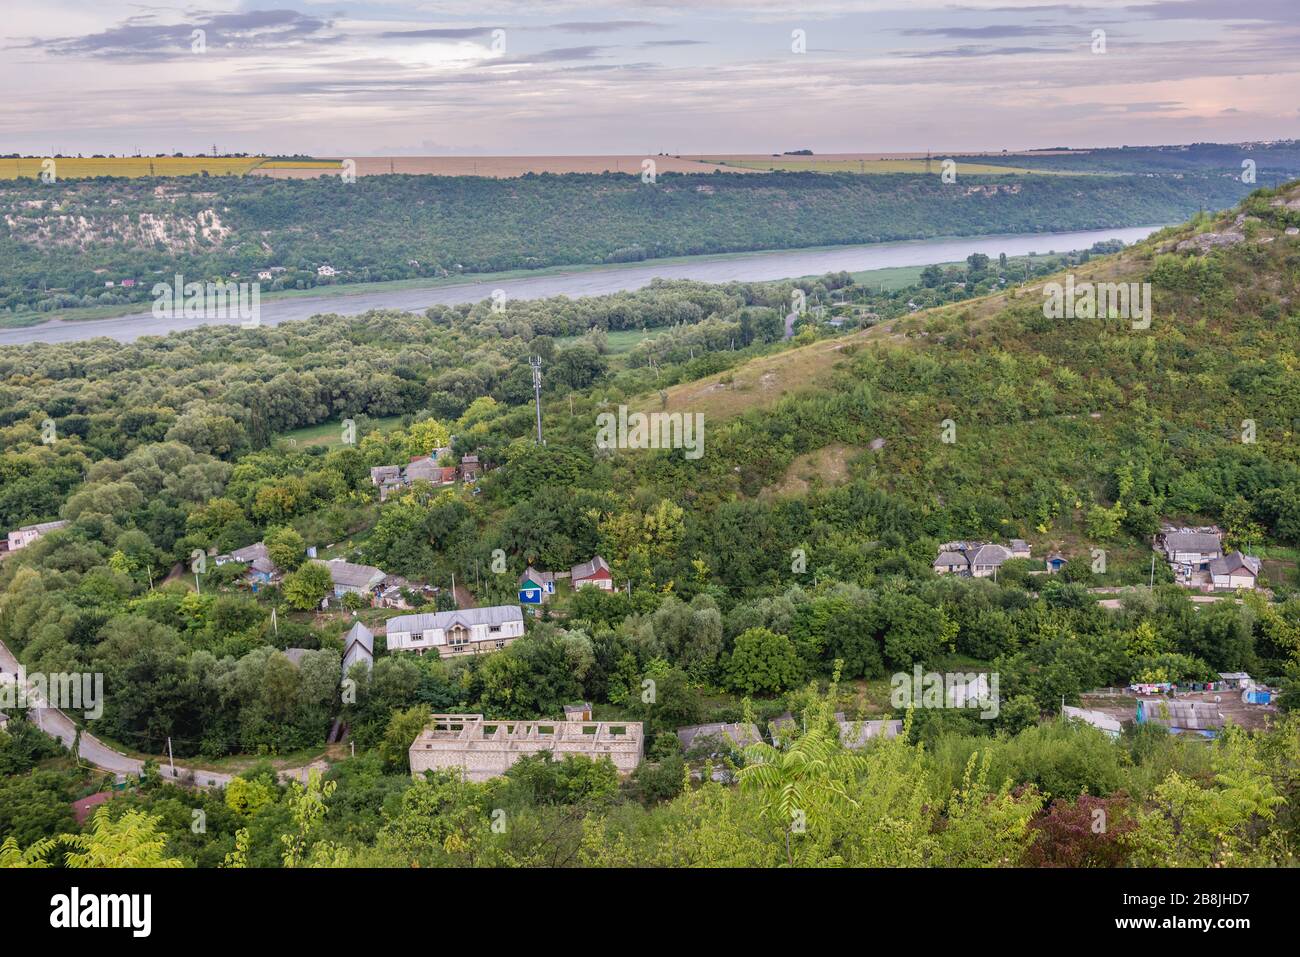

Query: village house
[[837, 718, 903, 749], [563, 702, 593, 721], [409, 713, 643, 782], [315, 558, 386, 600], [1210, 551, 1262, 590], [385, 605, 525, 658], [458, 454, 482, 481], [1046, 551, 1069, 574], [518, 566, 557, 605], [7, 520, 69, 552], [371, 453, 458, 502], [932, 541, 1023, 578], [215, 541, 282, 585], [316, 265, 338, 277], [1157, 528, 1223, 583], [571, 555, 614, 590], [341, 621, 374, 677]]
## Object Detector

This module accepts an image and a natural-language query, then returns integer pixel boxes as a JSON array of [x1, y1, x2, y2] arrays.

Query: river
[[0, 224, 1163, 346]]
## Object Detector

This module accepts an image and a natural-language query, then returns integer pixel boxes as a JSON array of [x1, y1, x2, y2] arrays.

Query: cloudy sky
[[4, 0, 1299, 156]]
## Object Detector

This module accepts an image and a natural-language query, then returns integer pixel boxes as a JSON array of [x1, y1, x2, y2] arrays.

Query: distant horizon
[[5, 1, 1299, 156]]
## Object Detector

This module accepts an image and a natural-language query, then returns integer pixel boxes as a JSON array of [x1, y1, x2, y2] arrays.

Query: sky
[[3, 0, 1299, 156]]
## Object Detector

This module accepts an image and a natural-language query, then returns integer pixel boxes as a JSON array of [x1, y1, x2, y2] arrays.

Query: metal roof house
[[518, 566, 557, 604], [571, 555, 614, 590], [315, 559, 386, 597], [342, 621, 374, 677], [386, 605, 525, 658], [1209, 551, 1261, 591]]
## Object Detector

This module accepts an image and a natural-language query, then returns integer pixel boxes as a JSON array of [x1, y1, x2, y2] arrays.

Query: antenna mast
[[530, 356, 544, 444]]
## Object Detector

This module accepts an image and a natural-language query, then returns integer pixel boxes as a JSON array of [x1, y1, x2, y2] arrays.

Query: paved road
[[0, 225, 1163, 346], [1, 639, 325, 788]]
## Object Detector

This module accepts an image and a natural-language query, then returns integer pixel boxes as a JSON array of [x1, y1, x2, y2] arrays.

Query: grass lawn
[[280, 415, 404, 449]]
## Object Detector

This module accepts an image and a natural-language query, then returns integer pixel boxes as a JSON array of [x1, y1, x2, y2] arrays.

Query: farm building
[[1135, 699, 1224, 737], [932, 542, 1020, 578], [563, 702, 593, 722], [315, 559, 387, 599], [1046, 552, 1068, 574]]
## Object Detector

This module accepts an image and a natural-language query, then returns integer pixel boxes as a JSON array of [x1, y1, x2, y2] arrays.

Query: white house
[[385, 605, 525, 658], [317, 265, 338, 277], [1210, 551, 1261, 590], [7, 520, 69, 551], [1062, 705, 1123, 738]]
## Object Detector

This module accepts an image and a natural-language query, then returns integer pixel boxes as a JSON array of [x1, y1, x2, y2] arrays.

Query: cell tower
[[530, 356, 544, 444]]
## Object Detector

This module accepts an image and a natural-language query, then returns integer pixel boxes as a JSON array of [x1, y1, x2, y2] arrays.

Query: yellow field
[[0, 156, 342, 180]]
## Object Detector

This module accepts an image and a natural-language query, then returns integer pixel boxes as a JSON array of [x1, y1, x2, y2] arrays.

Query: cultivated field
[[247, 155, 754, 178], [0, 156, 342, 180], [694, 153, 1070, 175]]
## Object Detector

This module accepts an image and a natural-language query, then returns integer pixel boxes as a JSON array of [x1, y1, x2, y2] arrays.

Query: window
[[488, 624, 501, 634]]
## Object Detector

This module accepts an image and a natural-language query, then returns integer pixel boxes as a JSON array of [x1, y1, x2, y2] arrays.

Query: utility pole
[[271, 606, 278, 637], [1149, 554, 1156, 589], [167, 736, 175, 776], [530, 356, 544, 444]]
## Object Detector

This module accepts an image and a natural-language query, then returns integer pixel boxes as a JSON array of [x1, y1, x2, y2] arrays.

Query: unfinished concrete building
[[409, 714, 644, 782]]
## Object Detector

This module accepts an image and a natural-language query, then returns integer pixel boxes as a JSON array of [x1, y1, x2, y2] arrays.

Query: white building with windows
[[385, 605, 524, 658]]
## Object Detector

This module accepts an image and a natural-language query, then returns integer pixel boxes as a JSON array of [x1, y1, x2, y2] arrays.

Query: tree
[[282, 562, 332, 611], [727, 628, 802, 695], [265, 525, 306, 572], [738, 724, 867, 866], [62, 808, 184, 868]]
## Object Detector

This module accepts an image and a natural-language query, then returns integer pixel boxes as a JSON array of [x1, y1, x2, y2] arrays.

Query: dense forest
[[0, 169, 1255, 317], [2, 182, 1300, 868]]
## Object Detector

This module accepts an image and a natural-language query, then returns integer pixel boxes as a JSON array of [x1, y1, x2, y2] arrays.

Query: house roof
[[370, 465, 401, 481], [934, 550, 968, 567], [563, 702, 592, 715], [316, 559, 385, 588], [405, 458, 441, 481], [967, 543, 1012, 566], [571, 555, 611, 580], [228, 541, 269, 563], [838, 718, 903, 748], [1164, 532, 1221, 552], [1062, 705, 1123, 735], [343, 621, 374, 655], [676, 722, 762, 752], [248, 557, 278, 575], [17, 520, 69, 534], [519, 565, 556, 587], [1219, 672, 1252, 681], [1209, 551, 1260, 577], [386, 604, 523, 634]]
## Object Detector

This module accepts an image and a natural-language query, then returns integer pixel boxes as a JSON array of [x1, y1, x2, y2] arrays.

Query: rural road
[[0, 638, 326, 788], [0, 225, 1162, 346]]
